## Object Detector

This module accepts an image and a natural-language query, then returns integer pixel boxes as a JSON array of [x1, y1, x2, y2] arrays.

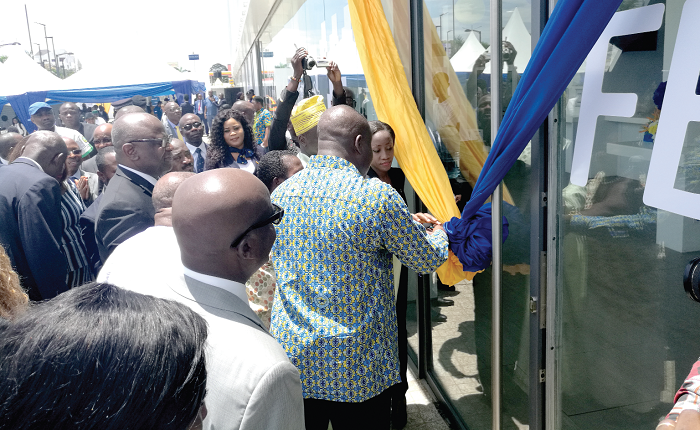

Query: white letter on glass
[[570, 4, 665, 187]]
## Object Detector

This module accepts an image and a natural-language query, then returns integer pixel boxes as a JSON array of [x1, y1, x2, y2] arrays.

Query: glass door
[[549, 1, 700, 428]]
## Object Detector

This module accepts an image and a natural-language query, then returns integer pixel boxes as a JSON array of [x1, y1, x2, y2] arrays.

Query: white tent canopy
[[484, 7, 531, 74], [0, 44, 64, 96], [450, 31, 488, 73], [61, 53, 194, 90]]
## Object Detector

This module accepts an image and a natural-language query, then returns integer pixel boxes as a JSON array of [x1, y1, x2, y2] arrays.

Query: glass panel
[[553, 1, 700, 428], [423, 0, 532, 428]]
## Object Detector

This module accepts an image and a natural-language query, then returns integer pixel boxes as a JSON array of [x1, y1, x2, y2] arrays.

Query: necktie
[[195, 147, 204, 173]]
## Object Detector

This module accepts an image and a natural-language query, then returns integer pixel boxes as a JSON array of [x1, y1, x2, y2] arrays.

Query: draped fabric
[[8, 92, 48, 134], [349, 0, 477, 285], [443, 0, 624, 271]]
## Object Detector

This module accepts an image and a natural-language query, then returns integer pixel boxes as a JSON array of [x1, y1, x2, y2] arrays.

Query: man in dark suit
[[0, 131, 69, 300], [95, 112, 173, 262]]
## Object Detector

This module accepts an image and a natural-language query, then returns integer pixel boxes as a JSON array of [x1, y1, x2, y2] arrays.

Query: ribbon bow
[[229, 147, 256, 165]]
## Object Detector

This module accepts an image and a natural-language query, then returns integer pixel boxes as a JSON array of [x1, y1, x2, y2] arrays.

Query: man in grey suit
[[99, 169, 305, 430]]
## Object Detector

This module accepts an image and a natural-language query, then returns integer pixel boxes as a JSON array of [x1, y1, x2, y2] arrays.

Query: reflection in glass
[[554, 1, 700, 429]]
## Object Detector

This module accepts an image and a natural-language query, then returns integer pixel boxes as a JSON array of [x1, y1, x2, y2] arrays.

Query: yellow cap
[[290, 95, 326, 135]]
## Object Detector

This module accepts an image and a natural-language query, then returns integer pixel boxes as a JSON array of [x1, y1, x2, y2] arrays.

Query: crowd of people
[[0, 47, 445, 430], [1, 46, 695, 430]]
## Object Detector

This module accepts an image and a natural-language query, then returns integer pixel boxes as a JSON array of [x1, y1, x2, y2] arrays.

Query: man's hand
[[327, 61, 344, 99], [291, 48, 308, 80], [75, 177, 90, 201], [503, 41, 517, 66], [412, 213, 439, 224], [473, 54, 488, 75]]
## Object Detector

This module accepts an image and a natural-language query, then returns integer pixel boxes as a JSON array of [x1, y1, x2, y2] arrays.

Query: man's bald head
[[152, 172, 195, 227], [21, 131, 68, 181], [0, 133, 22, 160], [114, 105, 145, 121], [317, 105, 373, 176], [112, 113, 172, 177], [231, 101, 255, 125], [93, 123, 113, 150], [164, 102, 182, 125], [172, 170, 276, 283]]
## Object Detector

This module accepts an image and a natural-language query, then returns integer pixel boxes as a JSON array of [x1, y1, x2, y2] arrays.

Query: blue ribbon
[[229, 147, 255, 165]]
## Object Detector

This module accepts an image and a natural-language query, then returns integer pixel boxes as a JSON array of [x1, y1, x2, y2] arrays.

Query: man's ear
[[235, 237, 256, 260], [96, 171, 106, 183], [353, 134, 363, 154], [271, 176, 284, 190], [121, 143, 139, 161], [52, 152, 66, 166]]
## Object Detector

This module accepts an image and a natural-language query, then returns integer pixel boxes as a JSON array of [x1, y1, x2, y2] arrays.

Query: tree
[[449, 35, 466, 59]]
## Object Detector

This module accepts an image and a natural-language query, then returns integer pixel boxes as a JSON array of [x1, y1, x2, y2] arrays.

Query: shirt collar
[[15, 156, 44, 172], [307, 155, 361, 176], [182, 267, 248, 304], [118, 164, 157, 186], [0, 156, 8, 165], [168, 118, 178, 129], [185, 140, 206, 152]]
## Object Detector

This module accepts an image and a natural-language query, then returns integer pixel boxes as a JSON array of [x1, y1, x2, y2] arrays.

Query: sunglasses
[[127, 135, 172, 148], [181, 122, 203, 131], [68, 149, 82, 156], [230, 203, 284, 248]]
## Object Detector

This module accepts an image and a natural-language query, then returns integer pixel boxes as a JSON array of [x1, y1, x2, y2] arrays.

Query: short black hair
[[95, 146, 116, 173], [256, 150, 297, 191], [0, 282, 208, 430], [253, 96, 264, 105], [183, 94, 190, 101]]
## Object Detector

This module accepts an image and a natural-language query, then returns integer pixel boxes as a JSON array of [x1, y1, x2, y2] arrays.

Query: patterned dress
[[60, 181, 93, 289], [270, 155, 448, 402]]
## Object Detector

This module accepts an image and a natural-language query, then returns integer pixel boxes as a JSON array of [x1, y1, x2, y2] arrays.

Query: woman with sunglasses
[[205, 109, 264, 173]]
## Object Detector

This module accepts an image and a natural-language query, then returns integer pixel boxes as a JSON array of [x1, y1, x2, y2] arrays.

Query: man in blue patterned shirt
[[270, 105, 449, 429]]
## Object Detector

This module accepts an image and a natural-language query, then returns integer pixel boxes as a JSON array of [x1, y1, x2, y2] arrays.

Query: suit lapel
[[171, 274, 267, 332]]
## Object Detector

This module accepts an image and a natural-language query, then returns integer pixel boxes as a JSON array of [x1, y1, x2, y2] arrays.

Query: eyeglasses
[[169, 107, 182, 113], [181, 122, 203, 131], [127, 135, 172, 148], [68, 149, 82, 156], [230, 203, 284, 248], [93, 137, 112, 145]]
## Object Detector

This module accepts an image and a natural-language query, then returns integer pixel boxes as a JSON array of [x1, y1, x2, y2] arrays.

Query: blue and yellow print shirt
[[270, 155, 449, 402]]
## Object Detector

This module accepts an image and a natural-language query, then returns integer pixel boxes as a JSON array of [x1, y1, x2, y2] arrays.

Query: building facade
[[235, 1, 696, 429]]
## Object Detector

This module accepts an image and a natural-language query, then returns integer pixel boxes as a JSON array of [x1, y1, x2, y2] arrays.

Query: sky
[[427, 0, 532, 45], [0, 0, 245, 81]]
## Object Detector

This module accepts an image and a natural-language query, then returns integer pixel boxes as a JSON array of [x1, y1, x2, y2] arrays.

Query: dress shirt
[[0, 157, 8, 165], [15, 156, 43, 172], [117, 164, 157, 186], [182, 266, 249, 305], [186, 140, 207, 171], [270, 155, 449, 403]]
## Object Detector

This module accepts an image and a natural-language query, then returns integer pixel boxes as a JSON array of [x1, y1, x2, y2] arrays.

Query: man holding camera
[[268, 47, 348, 155]]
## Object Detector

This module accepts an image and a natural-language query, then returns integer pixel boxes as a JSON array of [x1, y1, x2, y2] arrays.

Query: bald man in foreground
[[0, 131, 69, 300], [101, 169, 305, 430], [270, 106, 448, 429]]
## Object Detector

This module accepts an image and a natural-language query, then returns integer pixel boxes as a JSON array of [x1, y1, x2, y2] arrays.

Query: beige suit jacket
[[98, 228, 305, 430]]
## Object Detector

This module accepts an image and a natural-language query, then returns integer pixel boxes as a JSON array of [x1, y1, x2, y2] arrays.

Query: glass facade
[[235, 0, 700, 429], [551, 1, 700, 429]]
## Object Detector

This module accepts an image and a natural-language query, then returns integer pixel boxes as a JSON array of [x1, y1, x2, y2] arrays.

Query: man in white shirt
[[100, 169, 305, 430], [94, 112, 173, 261], [179, 113, 207, 173], [29, 102, 93, 158]]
